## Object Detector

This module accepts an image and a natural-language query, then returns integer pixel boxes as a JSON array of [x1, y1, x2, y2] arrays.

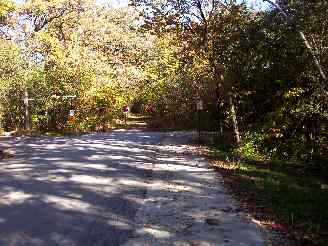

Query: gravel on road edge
[[123, 133, 271, 246]]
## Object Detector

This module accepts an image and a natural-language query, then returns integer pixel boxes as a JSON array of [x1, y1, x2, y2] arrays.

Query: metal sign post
[[65, 96, 77, 131], [69, 110, 76, 127], [196, 100, 203, 145]]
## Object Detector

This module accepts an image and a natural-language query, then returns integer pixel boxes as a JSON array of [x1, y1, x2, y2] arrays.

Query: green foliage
[[237, 131, 265, 160], [0, 0, 15, 24], [132, 0, 328, 164], [213, 156, 328, 245], [0, 0, 327, 164], [76, 84, 124, 131], [0, 2, 151, 132]]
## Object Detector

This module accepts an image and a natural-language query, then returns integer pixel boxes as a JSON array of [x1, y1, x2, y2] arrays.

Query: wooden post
[[197, 100, 204, 145], [198, 110, 201, 144]]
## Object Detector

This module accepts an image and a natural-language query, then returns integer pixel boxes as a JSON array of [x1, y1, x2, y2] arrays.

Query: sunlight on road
[[0, 191, 34, 205], [0, 131, 268, 246], [70, 175, 112, 185]]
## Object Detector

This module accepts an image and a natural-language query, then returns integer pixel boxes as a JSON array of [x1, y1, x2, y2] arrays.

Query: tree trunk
[[213, 64, 225, 137], [229, 95, 241, 145]]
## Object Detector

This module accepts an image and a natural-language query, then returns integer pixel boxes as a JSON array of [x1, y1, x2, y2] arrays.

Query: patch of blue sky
[[13, 0, 24, 4], [13, 0, 273, 10], [248, 0, 273, 10], [12, 0, 128, 7], [95, 0, 273, 10], [96, 0, 128, 8]]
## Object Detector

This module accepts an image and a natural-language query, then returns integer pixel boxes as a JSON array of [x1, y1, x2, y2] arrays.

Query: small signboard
[[69, 116, 75, 124], [196, 100, 204, 110], [69, 110, 75, 116], [122, 105, 130, 114]]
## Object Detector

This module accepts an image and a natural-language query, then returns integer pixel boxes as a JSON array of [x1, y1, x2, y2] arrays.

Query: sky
[[12, 0, 128, 7], [96, 0, 128, 8], [13, 0, 272, 10], [93, 0, 272, 10]]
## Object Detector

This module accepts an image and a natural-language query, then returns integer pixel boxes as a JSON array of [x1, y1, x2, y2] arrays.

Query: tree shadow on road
[[0, 131, 267, 246]]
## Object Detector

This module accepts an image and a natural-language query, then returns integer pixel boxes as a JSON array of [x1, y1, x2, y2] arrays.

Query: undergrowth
[[207, 144, 328, 246]]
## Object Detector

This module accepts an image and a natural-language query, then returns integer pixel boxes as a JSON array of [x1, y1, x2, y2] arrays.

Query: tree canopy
[[0, 0, 326, 161]]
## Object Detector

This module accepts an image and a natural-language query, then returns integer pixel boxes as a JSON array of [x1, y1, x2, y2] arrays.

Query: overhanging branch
[[263, 0, 327, 82]]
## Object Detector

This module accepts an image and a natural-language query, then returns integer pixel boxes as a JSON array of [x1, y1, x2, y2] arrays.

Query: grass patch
[[204, 145, 328, 246]]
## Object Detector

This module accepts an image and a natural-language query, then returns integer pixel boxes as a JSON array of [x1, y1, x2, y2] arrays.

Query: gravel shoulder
[[123, 132, 270, 246]]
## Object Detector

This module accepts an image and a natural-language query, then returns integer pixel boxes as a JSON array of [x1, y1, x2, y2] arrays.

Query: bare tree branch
[[34, 9, 67, 32], [263, 0, 327, 82]]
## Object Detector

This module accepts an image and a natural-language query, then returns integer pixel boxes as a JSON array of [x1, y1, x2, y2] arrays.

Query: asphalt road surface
[[0, 131, 167, 246], [0, 131, 268, 246]]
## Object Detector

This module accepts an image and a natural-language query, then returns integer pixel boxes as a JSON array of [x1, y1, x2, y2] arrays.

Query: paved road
[[0, 131, 165, 246], [0, 131, 268, 246]]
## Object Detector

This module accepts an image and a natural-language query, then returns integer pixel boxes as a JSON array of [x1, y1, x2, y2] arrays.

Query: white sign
[[196, 100, 204, 110], [69, 110, 75, 116]]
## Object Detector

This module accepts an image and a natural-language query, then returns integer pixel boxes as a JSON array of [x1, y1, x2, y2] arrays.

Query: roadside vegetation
[[198, 144, 328, 245], [1, 0, 327, 244]]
